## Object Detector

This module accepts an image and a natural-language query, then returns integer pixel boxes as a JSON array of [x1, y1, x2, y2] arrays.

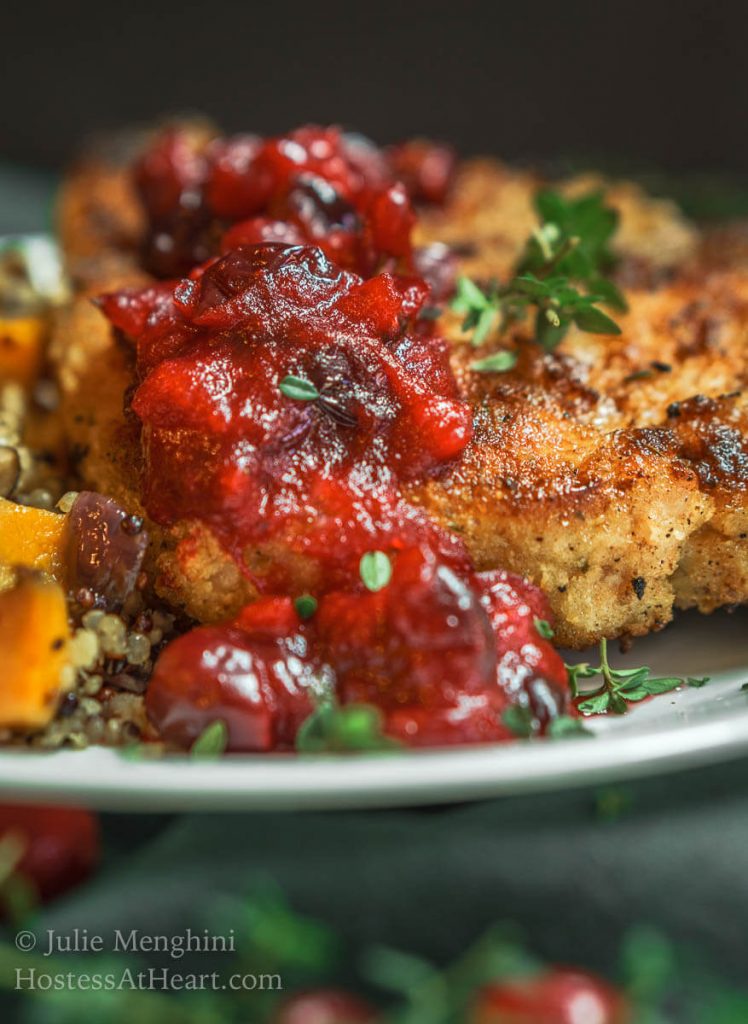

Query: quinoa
[[8, 600, 178, 752], [0, 241, 180, 754]]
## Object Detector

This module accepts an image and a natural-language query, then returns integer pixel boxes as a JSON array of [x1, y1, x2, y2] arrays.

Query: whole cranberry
[[318, 547, 497, 711], [273, 989, 376, 1024], [363, 183, 415, 264], [204, 134, 265, 219], [476, 570, 570, 731], [385, 693, 513, 747], [146, 600, 328, 751], [387, 140, 457, 205], [134, 130, 206, 221], [134, 130, 214, 277], [0, 805, 99, 903], [220, 217, 306, 252], [102, 243, 473, 595], [473, 969, 630, 1024]]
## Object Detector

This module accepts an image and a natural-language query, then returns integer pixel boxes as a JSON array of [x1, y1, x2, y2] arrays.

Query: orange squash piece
[[0, 574, 70, 728], [0, 498, 67, 579], [0, 315, 46, 386]]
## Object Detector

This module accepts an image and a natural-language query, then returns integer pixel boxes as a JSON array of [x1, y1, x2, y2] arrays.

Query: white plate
[[0, 609, 746, 811], [3, 234, 748, 811]]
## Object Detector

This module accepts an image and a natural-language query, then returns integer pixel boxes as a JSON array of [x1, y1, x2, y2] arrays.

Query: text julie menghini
[[17, 927, 236, 959], [13, 928, 282, 994]]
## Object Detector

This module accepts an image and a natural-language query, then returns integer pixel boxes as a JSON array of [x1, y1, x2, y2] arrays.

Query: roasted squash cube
[[0, 574, 70, 728], [0, 498, 66, 578], [0, 316, 46, 386]]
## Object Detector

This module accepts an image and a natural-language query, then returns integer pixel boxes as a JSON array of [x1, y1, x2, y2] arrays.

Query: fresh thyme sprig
[[294, 594, 318, 619], [569, 638, 709, 716], [360, 550, 393, 592], [452, 188, 628, 354], [296, 697, 400, 753], [191, 719, 229, 757]]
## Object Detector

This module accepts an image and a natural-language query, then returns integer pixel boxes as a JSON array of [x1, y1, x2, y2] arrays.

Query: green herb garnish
[[296, 699, 400, 753], [687, 676, 709, 688], [191, 719, 228, 757], [503, 707, 591, 740], [294, 594, 318, 620], [547, 715, 593, 739], [359, 550, 393, 592], [569, 638, 709, 715], [501, 705, 534, 738], [470, 351, 518, 374], [452, 188, 627, 350], [279, 375, 320, 402], [451, 276, 502, 346], [533, 616, 555, 640]]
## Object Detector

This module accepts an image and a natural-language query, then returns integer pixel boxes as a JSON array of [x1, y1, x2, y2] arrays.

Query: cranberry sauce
[[106, 124, 573, 752], [99, 243, 472, 590], [134, 125, 457, 279], [146, 552, 571, 751], [146, 598, 331, 752]]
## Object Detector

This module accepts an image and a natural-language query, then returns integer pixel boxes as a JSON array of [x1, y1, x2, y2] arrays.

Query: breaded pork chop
[[52, 147, 748, 646]]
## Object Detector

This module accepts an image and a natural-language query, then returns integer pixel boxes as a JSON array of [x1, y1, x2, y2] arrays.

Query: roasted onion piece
[[66, 492, 148, 609]]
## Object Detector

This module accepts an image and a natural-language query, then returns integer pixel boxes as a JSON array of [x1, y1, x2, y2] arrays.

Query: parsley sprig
[[569, 638, 709, 716], [452, 188, 628, 354]]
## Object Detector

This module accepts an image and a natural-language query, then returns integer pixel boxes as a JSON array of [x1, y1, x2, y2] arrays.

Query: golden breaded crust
[[51, 147, 747, 644], [409, 341, 715, 647], [50, 267, 261, 621]]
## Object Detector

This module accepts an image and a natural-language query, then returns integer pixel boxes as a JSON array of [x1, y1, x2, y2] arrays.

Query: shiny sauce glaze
[[100, 126, 573, 751], [134, 125, 455, 282]]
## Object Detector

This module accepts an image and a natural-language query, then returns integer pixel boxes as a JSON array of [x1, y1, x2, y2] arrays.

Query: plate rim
[[2, 680, 748, 812]]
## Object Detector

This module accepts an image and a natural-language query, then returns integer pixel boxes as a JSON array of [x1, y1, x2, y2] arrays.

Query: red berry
[[134, 130, 206, 220], [204, 134, 265, 219], [146, 602, 327, 751], [387, 140, 457, 205], [103, 245, 472, 590], [221, 217, 306, 252], [363, 183, 415, 265], [133, 130, 215, 277], [385, 693, 513, 747], [318, 547, 497, 711], [476, 570, 571, 730], [473, 969, 629, 1024], [273, 989, 376, 1024], [133, 125, 445, 279], [0, 805, 99, 903]]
